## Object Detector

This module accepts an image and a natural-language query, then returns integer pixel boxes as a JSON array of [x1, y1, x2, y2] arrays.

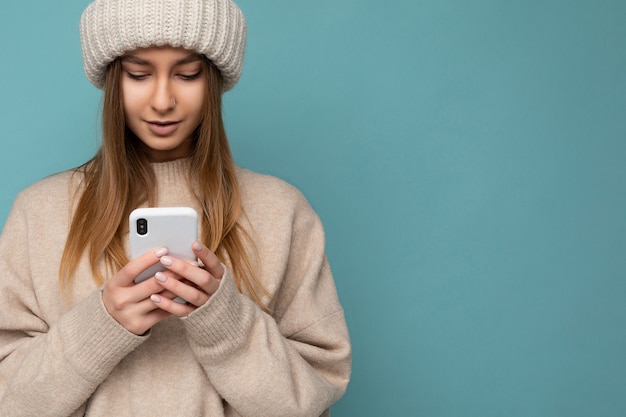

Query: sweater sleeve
[[0, 193, 147, 417], [182, 188, 351, 417]]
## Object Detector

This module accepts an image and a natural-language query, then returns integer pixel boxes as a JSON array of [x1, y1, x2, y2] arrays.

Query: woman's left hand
[[149, 241, 224, 316]]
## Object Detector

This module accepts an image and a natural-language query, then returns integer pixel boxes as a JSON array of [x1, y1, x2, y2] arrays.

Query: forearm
[[0, 290, 146, 417], [183, 273, 351, 417]]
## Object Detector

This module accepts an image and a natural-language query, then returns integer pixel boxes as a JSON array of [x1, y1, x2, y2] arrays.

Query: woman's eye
[[126, 71, 148, 80], [179, 72, 201, 81]]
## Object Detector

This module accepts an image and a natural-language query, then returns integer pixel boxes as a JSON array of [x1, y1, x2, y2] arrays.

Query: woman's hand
[[149, 241, 224, 316], [102, 247, 172, 335]]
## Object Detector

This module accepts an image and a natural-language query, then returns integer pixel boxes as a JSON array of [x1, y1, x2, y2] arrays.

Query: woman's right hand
[[102, 247, 172, 335]]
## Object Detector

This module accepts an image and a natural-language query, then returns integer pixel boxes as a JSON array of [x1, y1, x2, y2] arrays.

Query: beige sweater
[[0, 159, 351, 417]]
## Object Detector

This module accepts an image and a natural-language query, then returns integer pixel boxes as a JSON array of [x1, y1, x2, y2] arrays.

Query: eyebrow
[[120, 53, 203, 66]]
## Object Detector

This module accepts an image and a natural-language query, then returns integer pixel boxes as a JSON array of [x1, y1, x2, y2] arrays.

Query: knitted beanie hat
[[80, 0, 246, 91]]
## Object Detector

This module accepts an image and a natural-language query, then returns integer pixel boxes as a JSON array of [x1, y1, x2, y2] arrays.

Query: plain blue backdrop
[[1, 1, 625, 416]]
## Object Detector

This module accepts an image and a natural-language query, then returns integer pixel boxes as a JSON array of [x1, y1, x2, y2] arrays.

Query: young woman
[[0, 0, 351, 416]]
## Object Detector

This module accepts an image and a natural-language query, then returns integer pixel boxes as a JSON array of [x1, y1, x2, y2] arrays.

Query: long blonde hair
[[59, 57, 269, 311]]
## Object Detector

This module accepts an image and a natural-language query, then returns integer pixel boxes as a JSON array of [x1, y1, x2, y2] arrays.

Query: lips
[[147, 120, 181, 136]]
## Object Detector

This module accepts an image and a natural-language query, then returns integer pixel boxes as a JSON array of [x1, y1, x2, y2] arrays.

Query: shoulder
[[235, 167, 324, 239], [11, 170, 83, 216], [2, 169, 83, 240], [236, 167, 312, 215], [18, 170, 78, 196]]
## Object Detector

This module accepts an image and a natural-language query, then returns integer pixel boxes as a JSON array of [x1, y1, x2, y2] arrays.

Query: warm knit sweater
[[0, 159, 351, 417]]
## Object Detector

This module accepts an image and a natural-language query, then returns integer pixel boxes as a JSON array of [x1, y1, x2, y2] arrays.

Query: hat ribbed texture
[[80, 0, 246, 91]]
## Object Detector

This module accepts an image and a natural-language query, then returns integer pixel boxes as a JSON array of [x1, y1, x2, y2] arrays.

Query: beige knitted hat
[[80, 0, 246, 91]]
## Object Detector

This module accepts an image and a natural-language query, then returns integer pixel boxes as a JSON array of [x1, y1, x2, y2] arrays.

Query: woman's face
[[120, 46, 206, 162]]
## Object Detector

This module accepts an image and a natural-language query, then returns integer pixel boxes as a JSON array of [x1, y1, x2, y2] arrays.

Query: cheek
[[122, 98, 139, 118], [121, 88, 145, 137], [121, 81, 144, 116], [187, 87, 206, 121], [188, 83, 206, 106]]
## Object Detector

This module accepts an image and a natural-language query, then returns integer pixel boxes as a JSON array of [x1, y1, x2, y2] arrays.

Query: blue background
[[1, 1, 625, 415]]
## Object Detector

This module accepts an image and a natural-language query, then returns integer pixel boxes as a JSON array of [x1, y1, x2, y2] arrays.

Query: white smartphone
[[129, 207, 199, 285]]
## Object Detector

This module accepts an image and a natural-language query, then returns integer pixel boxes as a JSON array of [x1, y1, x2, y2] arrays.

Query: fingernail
[[155, 272, 167, 283], [150, 294, 161, 303], [188, 260, 199, 267], [160, 256, 173, 266], [193, 241, 203, 251], [154, 247, 168, 258]]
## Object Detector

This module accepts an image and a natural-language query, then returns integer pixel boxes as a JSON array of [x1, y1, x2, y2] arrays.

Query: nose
[[150, 78, 176, 113]]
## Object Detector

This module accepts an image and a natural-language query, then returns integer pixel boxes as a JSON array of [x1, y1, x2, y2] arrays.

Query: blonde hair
[[59, 57, 269, 312]]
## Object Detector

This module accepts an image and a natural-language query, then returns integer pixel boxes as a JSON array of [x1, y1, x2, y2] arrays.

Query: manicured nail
[[150, 294, 161, 303], [188, 260, 199, 267], [192, 241, 203, 251], [160, 256, 173, 266], [155, 272, 167, 283], [154, 247, 168, 258]]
